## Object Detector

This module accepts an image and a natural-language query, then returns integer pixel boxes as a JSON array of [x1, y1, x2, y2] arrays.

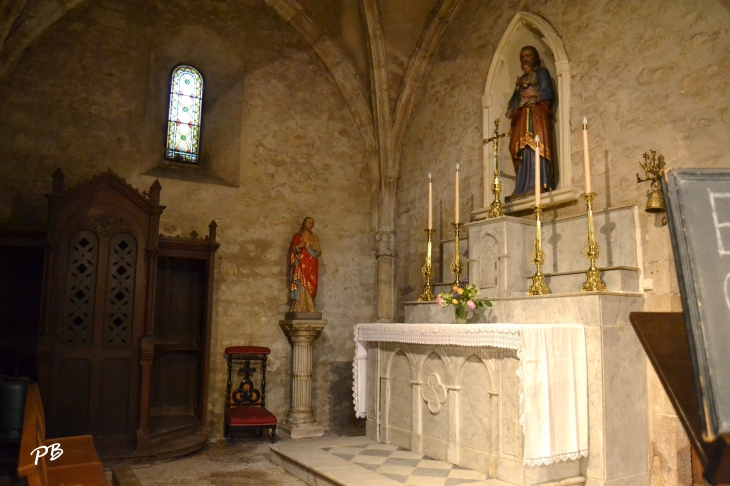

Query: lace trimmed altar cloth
[[352, 323, 588, 466]]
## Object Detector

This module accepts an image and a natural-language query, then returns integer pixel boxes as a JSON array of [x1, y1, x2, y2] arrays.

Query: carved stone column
[[374, 230, 395, 322], [279, 319, 327, 438]]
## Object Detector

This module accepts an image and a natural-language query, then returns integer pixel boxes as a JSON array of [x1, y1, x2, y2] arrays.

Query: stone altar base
[[370, 293, 648, 486], [268, 436, 511, 486]]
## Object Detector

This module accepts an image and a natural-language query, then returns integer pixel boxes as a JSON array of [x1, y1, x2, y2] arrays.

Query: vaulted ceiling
[[0, 0, 462, 322]]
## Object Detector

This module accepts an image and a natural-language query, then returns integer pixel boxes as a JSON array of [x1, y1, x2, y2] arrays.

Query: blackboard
[[664, 168, 730, 440]]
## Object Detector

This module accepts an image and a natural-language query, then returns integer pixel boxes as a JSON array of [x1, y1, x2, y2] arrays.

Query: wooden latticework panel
[[63, 230, 99, 347], [103, 233, 137, 348]]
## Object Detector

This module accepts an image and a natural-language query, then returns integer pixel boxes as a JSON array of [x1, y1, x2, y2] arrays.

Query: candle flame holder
[[527, 205, 550, 295], [418, 228, 436, 301], [450, 223, 463, 284], [580, 192, 607, 292]]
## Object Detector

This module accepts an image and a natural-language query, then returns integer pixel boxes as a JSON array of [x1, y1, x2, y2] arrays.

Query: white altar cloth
[[352, 323, 588, 466]]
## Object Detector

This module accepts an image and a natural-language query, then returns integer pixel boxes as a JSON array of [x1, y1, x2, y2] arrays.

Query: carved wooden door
[[38, 172, 163, 455]]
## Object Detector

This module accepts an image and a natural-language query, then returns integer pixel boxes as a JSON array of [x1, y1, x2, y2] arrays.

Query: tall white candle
[[582, 117, 592, 194], [535, 135, 541, 207], [428, 173, 433, 229], [455, 164, 460, 224]]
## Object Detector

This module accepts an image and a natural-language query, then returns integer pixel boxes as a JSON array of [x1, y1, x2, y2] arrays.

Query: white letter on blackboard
[[725, 273, 730, 311], [709, 189, 730, 256]]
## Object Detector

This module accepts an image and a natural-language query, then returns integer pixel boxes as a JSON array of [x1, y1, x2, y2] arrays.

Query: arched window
[[165, 65, 203, 164]]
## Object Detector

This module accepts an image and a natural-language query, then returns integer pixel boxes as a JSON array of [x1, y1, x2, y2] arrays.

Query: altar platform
[[269, 436, 513, 486]]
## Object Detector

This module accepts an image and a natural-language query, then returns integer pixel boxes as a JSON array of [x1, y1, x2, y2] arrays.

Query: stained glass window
[[165, 65, 203, 164]]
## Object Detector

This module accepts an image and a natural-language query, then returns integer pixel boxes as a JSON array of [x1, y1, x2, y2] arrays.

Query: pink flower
[[436, 296, 443, 305], [466, 300, 476, 309]]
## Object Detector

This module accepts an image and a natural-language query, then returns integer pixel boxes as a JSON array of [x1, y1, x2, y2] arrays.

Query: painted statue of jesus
[[288, 216, 321, 313]]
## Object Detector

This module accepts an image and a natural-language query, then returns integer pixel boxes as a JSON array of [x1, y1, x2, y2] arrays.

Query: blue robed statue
[[505, 46, 557, 198]]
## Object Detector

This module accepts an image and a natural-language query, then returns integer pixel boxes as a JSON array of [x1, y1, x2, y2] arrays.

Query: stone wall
[[396, 1, 730, 484], [0, 0, 375, 435]]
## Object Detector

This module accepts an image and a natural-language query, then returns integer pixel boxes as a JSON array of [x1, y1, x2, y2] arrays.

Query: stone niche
[[475, 11, 577, 217]]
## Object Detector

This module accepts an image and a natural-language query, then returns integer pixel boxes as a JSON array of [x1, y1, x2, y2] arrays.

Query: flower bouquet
[[436, 279, 492, 323]]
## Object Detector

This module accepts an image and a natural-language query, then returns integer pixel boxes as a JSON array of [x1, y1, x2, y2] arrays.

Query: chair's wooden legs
[[271, 428, 276, 443]]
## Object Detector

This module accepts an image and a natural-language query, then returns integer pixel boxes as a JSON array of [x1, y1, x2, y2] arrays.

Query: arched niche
[[141, 25, 245, 187], [477, 12, 577, 216], [459, 356, 494, 453], [387, 350, 413, 447]]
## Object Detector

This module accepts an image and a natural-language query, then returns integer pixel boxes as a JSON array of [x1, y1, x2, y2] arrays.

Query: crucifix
[[483, 118, 511, 218], [232, 359, 261, 405], [238, 360, 257, 381]]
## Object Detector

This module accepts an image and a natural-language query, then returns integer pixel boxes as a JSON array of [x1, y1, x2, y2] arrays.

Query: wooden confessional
[[35, 170, 218, 461]]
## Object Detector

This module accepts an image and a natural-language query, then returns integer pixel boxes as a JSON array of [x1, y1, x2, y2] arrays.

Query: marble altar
[[355, 206, 649, 486], [353, 323, 589, 467], [357, 293, 646, 486]]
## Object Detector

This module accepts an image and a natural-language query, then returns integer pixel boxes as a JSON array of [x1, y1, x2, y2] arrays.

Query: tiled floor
[[321, 442, 488, 485], [270, 436, 510, 486]]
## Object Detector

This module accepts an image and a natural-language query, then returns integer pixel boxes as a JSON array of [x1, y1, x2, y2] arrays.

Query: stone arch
[[481, 11, 575, 213], [384, 346, 416, 380], [469, 231, 500, 294], [458, 355, 496, 456], [456, 353, 496, 388], [387, 349, 413, 445]]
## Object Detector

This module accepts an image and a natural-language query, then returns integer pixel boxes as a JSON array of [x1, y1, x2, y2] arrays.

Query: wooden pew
[[18, 383, 108, 486]]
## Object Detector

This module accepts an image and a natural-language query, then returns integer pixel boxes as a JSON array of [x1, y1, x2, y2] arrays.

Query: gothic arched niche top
[[478, 12, 577, 216]]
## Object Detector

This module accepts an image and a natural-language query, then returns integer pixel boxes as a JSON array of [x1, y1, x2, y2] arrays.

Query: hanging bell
[[645, 183, 666, 213]]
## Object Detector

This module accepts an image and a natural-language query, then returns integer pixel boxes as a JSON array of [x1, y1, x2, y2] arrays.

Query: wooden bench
[[18, 383, 108, 486]]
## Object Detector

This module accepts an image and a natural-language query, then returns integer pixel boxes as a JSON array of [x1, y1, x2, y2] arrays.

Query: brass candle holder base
[[580, 192, 607, 292], [528, 205, 550, 295], [450, 223, 463, 284], [487, 170, 504, 218], [418, 228, 436, 301], [581, 264, 606, 292]]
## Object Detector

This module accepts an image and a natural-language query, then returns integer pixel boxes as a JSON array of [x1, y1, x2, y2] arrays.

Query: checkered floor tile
[[319, 442, 488, 485]]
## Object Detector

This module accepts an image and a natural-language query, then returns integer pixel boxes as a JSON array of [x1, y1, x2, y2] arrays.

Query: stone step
[[429, 266, 639, 300], [523, 266, 640, 294], [267, 436, 513, 486]]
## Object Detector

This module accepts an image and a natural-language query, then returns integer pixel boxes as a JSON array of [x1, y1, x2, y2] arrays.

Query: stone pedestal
[[279, 319, 327, 439]]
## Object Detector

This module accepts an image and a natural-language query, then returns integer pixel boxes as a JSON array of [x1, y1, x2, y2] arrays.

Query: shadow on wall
[[330, 361, 366, 436]]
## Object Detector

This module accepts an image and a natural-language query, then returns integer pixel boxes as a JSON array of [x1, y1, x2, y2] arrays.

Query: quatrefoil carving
[[421, 373, 448, 414]]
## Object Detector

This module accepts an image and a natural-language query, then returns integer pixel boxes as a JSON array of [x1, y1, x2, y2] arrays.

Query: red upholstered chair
[[224, 346, 277, 442]]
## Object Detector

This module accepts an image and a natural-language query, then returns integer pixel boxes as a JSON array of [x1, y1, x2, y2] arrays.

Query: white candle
[[455, 164, 460, 224], [582, 117, 592, 194], [535, 135, 541, 207], [428, 173, 433, 229]]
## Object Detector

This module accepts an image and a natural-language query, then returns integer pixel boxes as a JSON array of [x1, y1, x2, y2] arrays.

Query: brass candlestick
[[418, 228, 436, 301], [580, 192, 607, 292], [483, 119, 510, 218], [527, 205, 550, 295], [450, 223, 463, 284]]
